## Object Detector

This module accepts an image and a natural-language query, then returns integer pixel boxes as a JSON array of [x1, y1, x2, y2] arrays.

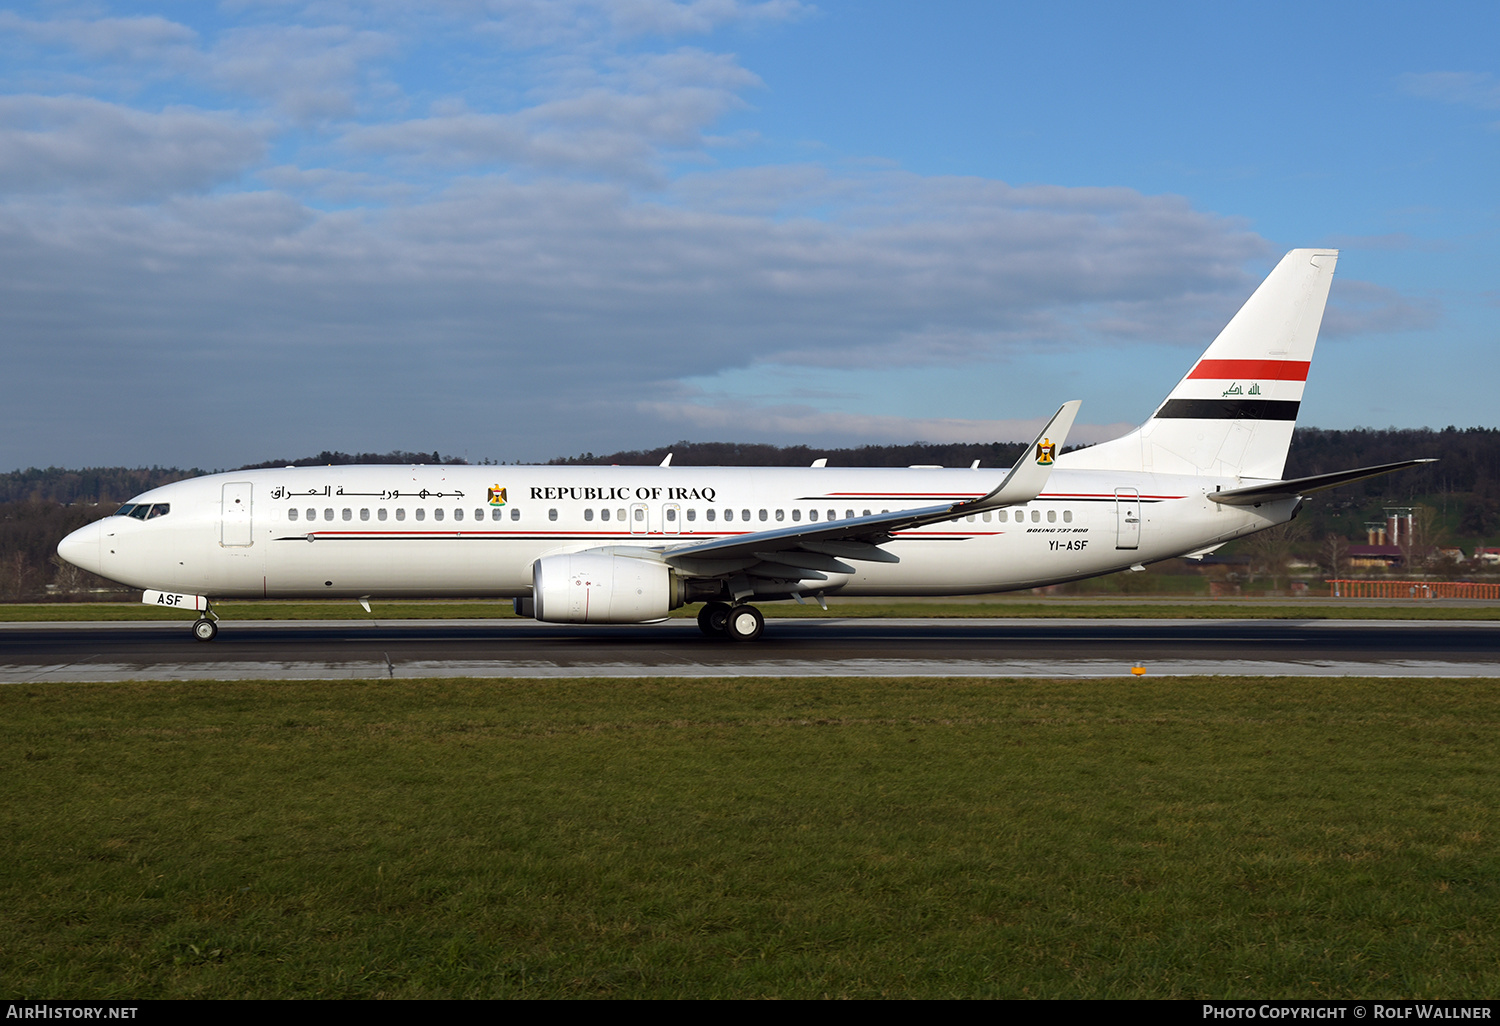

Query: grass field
[[5, 596, 1500, 621], [4, 675, 1498, 998]]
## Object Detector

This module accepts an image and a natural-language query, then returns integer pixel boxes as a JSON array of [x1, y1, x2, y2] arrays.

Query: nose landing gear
[[191, 598, 219, 642]]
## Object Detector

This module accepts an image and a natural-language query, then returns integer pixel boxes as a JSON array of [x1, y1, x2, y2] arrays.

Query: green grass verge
[[4, 598, 1499, 621], [3, 676, 1497, 998]]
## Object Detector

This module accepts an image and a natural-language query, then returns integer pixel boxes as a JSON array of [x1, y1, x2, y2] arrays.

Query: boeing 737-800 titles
[[57, 249, 1429, 641]]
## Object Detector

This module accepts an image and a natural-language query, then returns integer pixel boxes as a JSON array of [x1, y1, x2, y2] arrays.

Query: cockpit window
[[117, 502, 169, 519]]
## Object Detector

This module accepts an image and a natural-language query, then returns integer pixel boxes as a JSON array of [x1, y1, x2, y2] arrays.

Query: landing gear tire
[[725, 604, 764, 642], [192, 618, 218, 642], [697, 601, 731, 637]]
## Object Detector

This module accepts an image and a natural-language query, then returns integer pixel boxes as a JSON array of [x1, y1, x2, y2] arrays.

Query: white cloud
[[0, 12, 200, 65], [1322, 278, 1441, 337], [477, 0, 811, 47], [0, 95, 265, 199], [0, 167, 1275, 438], [209, 24, 398, 122], [1398, 71, 1500, 111], [343, 47, 759, 181], [258, 164, 418, 203]]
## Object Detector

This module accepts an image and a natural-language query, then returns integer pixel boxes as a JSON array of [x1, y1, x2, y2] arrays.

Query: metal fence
[[1326, 579, 1500, 599]]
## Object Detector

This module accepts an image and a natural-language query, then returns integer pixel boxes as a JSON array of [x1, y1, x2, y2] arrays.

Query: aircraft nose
[[57, 520, 104, 576]]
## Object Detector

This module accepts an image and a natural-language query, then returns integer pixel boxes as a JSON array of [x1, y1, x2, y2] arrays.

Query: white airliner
[[58, 249, 1428, 642]]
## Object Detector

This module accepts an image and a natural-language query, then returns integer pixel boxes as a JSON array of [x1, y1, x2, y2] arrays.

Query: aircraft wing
[[1207, 459, 1436, 506], [658, 401, 1081, 583]]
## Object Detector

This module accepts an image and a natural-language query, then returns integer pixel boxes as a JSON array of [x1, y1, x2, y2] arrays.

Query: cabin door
[[221, 482, 253, 547], [1114, 488, 1141, 550]]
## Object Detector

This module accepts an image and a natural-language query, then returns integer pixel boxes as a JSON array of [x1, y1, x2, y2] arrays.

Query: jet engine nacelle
[[532, 552, 680, 624]]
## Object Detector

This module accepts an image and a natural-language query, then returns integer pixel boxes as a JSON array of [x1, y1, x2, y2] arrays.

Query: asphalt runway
[[4, 617, 1500, 681]]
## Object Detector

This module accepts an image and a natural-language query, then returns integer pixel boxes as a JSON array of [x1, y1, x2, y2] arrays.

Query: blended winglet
[[954, 400, 1081, 513]]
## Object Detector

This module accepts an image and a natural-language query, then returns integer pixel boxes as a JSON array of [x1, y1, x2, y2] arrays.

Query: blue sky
[[1, 1, 1495, 470]]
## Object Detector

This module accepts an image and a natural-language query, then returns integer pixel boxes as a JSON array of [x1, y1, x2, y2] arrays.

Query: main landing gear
[[697, 601, 765, 642]]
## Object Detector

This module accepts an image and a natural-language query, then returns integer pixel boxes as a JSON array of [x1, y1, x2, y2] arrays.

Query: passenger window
[[828, 510, 836, 521], [966, 514, 975, 523], [616, 508, 625, 521], [1047, 509, 1056, 523], [997, 510, 1008, 523], [434, 508, 445, 522], [686, 509, 696, 522], [706, 508, 716, 522], [360, 508, 370, 521], [723, 509, 733, 522], [1063, 510, 1073, 523], [342, 508, 351, 521], [809, 510, 818, 522], [846, 510, 854, 519], [633, 508, 645, 522], [742, 509, 751, 521], [475, 509, 483, 521], [454, 508, 463, 521], [759, 510, 768, 522], [983, 512, 991, 522], [549, 509, 558, 521], [288, 508, 299, 522], [600, 508, 610, 521], [792, 509, 801, 522], [415, 508, 425, 521], [1031, 510, 1041, 523], [306, 508, 316, 521], [324, 509, 334, 521], [775, 509, 784, 522], [396, 508, 405, 521], [378, 509, 388, 521], [511, 508, 520, 521], [863, 509, 871, 517], [491, 509, 502, 521], [666, 508, 677, 522], [584, 508, 594, 521]]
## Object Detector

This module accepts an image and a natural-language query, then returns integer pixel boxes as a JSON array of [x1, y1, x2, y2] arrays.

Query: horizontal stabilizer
[[1208, 459, 1436, 506]]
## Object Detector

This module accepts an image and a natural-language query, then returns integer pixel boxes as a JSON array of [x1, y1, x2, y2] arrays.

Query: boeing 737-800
[[57, 249, 1429, 641]]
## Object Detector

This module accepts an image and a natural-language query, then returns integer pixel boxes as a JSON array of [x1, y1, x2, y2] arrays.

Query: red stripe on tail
[[1187, 359, 1310, 381]]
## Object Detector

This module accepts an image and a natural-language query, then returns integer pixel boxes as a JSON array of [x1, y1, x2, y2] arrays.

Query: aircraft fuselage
[[64, 462, 1291, 601]]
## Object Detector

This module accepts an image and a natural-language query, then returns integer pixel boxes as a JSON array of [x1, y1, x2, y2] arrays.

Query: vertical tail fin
[[1060, 248, 1338, 480]]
